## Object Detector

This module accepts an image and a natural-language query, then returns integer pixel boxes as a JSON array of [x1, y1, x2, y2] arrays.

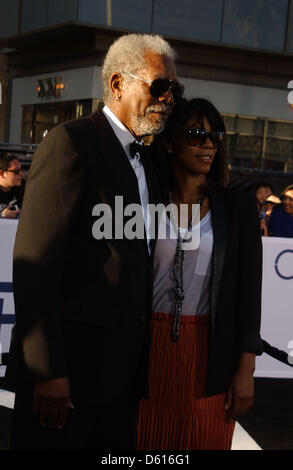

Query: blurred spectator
[[254, 181, 274, 236], [0, 154, 24, 219], [267, 184, 293, 237], [255, 181, 274, 211], [260, 195, 281, 236], [263, 195, 281, 217]]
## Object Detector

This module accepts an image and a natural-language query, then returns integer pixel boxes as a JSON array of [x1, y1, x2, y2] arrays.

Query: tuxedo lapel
[[91, 110, 154, 255], [90, 110, 142, 207], [210, 189, 226, 333]]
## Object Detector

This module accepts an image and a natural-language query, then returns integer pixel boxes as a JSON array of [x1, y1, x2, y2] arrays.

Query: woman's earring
[[116, 94, 121, 102], [167, 149, 173, 156]]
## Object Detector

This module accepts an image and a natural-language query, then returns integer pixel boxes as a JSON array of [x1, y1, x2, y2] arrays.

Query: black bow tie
[[129, 141, 149, 159]]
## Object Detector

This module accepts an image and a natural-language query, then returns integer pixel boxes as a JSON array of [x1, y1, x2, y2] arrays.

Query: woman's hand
[[225, 352, 256, 422]]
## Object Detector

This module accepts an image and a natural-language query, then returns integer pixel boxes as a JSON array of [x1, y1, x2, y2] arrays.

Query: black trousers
[[10, 388, 138, 450]]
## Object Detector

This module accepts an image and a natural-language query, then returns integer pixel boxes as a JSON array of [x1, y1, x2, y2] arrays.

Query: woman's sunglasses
[[127, 73, 185, 102], [179, 128, 225, 147]]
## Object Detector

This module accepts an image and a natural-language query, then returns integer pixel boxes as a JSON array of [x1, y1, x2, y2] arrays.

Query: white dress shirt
[[102, 105, 151, 253]]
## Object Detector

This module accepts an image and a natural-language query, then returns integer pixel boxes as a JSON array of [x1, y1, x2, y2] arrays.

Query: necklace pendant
[[171, 333, 180, 343]]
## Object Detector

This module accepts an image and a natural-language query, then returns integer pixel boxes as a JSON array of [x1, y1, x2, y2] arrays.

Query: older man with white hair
[[8, 33, 183, 450]]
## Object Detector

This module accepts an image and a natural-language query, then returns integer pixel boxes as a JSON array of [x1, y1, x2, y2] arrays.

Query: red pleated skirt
[[136, 312, 235, 450]]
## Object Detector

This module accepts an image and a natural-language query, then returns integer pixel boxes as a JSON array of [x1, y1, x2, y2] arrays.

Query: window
[[152, 0, 223, 42], [111, 0, 152, 32], [265, 121, 293, 171], [222, 114, 293, 172], [0, 0, 19, 38], [21, 100, 92, 144], [222, 0, 288, 52]]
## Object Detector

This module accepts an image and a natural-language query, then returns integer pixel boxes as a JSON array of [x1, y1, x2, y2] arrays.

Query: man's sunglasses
[[5, 168, 23, 175], [179, 128, 225, 147], [127, 73, 185, 102]]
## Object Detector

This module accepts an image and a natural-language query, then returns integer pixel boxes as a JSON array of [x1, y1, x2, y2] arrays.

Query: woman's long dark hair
[[152, 98, 230, 200]]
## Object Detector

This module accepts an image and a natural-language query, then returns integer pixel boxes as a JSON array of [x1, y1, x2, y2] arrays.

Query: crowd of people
[[0, 32, 291, 452], [255, 181, 293, 237]]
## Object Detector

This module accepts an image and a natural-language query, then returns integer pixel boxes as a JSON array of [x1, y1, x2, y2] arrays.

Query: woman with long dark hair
[[137, 98, 263, 450]]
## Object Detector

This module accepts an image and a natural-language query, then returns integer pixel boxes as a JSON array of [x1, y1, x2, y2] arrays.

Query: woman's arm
[[234, 192, 263, 355], [226, 192, 263, 420]]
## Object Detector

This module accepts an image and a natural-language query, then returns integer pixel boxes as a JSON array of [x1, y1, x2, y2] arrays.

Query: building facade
[[0, 50, 8, 141], [0, 0, 293, 172]]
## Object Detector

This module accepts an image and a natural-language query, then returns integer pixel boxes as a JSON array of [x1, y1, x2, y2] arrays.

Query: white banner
[[0, 219, 18, 377], [0, 220, 292, 378], [255, 237, 293, 378]]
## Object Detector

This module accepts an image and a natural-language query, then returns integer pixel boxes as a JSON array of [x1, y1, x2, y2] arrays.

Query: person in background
[[0, 154, 24, 219], [254, 182, 274, 236], [268, 184, 293, 237], [254, 181, 273, 212], [260, 194, 281, 236], [136, 98, 263, 450]]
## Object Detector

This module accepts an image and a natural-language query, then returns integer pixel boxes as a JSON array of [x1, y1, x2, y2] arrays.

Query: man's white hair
[[102, 33, 177, 104]]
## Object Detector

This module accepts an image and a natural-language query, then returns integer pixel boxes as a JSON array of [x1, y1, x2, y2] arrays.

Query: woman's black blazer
[[204, 187, 263, 396]]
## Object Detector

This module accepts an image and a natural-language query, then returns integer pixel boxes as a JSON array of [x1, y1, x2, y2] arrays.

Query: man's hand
[[33, 377, 74, 429], [1, 208, 20, 218]]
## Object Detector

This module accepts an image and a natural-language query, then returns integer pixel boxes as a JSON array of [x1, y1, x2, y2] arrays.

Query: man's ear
[[109, 73, 123, 101]]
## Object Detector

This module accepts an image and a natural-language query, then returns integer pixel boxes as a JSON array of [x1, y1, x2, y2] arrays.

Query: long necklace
[[169, 192, 204, 341]]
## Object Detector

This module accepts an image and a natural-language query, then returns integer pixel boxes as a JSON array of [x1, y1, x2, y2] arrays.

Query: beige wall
[[0, 50, 8, 141]]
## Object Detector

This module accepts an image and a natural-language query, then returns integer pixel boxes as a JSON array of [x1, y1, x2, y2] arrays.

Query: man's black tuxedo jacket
[[11, 110, 159, 405]]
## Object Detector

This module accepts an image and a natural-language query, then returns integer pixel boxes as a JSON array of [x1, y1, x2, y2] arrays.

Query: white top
[[153, 210, 214, 315], [102, 105, 151, 253]]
